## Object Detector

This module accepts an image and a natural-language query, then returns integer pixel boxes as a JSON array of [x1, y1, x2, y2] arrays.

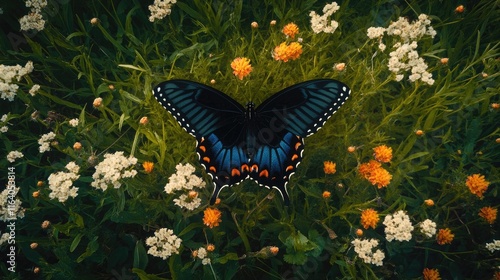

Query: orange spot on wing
[[291, 154, 299, 161], [259, 169, 269, 178], [241, 164, 249, 172], [286, 165, 294, 172], [199, 145, 206, 153], [231, 168, 241, 177], [209, 166, 217, 173], [203, 157, 210, 163], [295, 141, 302, 150], [251, 164, 259, 172]]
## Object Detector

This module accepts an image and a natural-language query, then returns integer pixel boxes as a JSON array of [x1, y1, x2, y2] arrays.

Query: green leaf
[[76, 236, 99, 263], [133, 241, 149, 270], [283, 252, 307, 265], [70, 233, 83, 252], [132, 268, 168, 280], [216, 252, 239, 264]]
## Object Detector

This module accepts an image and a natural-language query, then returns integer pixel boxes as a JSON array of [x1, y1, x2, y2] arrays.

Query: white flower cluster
[[0, 232, 10, 246], [367, 14, 436, 85], [91, 151, 138, 191], [148, 0, 177, 22], [309, 2, 340, 34], [351, 238, 385, 266], [48, 161, 80, 203], [1, 114, 9, 133], [68, 118, 79, 127], [383, 210, 414, 242], [38, 131, 56, 153], [0, 187, 25, 222], [486, 240, 500, 253], [0, 61, 34, 101], [146, 228, 182, 260], [418, 219, 437, 238], [6, 151, 24, 163], [194, 247, 211, 265], [165, 163, 205, 210], [19, 0, 47, 31], [29, 84, 40, 96]]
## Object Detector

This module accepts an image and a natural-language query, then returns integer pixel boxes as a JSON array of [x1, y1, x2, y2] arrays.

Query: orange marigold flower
[[436, 228, 454, 245], [273, 42, 303, 62], [322, 191, 331, 198], [231, 57, 253, 80], [479, 206, 497, 224], [282, 22, 299, 39], [373, 145, 392, 163], [355, 228, 363, 236], [206, 244, 215, 252], [424, 199, 434, 206], [367, 166, 392, 188], [358, 160, 382, 179], [423, 268, 441, 280], [466, 174, 490, 198], [143, 161, 154, 174], [203, 208, 222, 228], [360, 208, 380, 229], [323, 161, 336, 174], [269, 246, 279, 255], [455, 5, 464, 13]]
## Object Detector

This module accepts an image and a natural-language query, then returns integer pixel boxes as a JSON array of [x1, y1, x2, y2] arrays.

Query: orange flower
[[360, 208, 379, 229], [231, 57, 253, 80], [358, 160, 382, 179], [282, 22, 299, 38], [424, 199, 434, 206], [269, 246, 279, 255], [479, 206, 497, 224], [373, 145, 392, 163], [143, 161, 154, 174], [436, 228, 454, 245], [466, 174, 490, 198], [322, 191, 331, 198], [367, 166, 392, 188], [273, 42, 303, 62], [206, 244, 215, 252], [203, 208, 222, 228], [323, 161, 336, 174], [455, 5, 464, 13], [423, 268, 441, 280]]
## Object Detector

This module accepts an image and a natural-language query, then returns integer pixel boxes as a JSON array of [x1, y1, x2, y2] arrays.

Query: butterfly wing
[[255, 79, 350, 137], [250, 79, 350, 204], [153, 80, 249, 203]]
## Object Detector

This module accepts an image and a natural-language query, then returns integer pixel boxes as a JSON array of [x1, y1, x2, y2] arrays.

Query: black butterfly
[[153, 79, 350, 205]]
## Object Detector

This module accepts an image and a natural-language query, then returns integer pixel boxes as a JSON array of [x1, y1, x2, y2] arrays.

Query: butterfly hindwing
[[153, 80, 245, 137], [256, 79, 350, 137]]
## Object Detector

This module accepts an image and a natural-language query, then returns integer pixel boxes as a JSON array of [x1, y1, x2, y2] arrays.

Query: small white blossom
[[1, 114, 7, 122], [68, 118, 79, 127], [0, 61, 34, 101], [383, 210, 414, 242], [38, 131, 56, 153], [0, 126, 7, 133], [367, 27, 385, 39], [351, 238, 385, 266], [0, 187, 25, 222], [418, 219, 437, 238], [164, 163, 205, 193], [146, 228, 182, 260], [196, 247, 207, 259], [91, 151, 138, 191], [29, 84, 40, 96], [309, 2, 340, 34], [6, 151, 24, 163], [148, 0, 177, 22], [0, 233, 10, 246], [486, 240, 500, 253], [173, 194, 202, 210], [202, 258, 211, 265]]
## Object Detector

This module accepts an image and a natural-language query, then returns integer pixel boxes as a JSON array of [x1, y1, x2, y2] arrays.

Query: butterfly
[[153, 79, 350, 205]]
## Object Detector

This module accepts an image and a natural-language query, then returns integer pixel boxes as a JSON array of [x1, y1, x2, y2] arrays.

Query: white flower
[[367, 27, 385, 39], [196, 247, 207, 259], [0, 61, 34, 101], [6, 151, 24, 163], [146, 228, 182, 260], [164, 163, 205, 193], [29, 84, 40, 96], [0, 232, 10, 246], [0, 187, 25, 222], [19, 12, 45, 32], [351, 238, 385, 266], [309, 2, 340, 34], [148, 0, 177, 22], [0, 126, 7, 133], [383, 210, 414, 242], [173, 194, 202, 210], [48, 172, 79, 203], [201, 258, 211, 265], [38, 131, 56, 153], [91, 151, 138, 191], [65, 161, 80, 174], [1, 114, 7, 122], [486, 240, 500, 253], [68, 118, 79, 127], [418, 219, 437, 238]]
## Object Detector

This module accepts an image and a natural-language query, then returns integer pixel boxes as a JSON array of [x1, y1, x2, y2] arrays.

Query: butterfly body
[[153, 79, 350, 205]]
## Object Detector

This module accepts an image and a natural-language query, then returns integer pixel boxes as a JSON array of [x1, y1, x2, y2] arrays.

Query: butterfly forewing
[[256, 79, 350, 137]]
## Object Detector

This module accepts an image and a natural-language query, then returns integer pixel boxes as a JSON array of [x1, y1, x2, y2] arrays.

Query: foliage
[[0, 0, 499, 279]]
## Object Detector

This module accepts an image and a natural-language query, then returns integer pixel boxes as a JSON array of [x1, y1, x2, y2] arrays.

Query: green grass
[[0, 0, 499, 279]]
